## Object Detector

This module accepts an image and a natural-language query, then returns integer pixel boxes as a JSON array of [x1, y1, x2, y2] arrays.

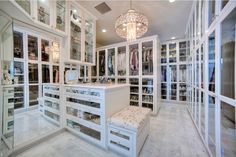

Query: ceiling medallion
[[115, 0, 148, 42]]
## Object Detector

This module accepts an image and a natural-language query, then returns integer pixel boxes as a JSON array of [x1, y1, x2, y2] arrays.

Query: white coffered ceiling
[[78, 0, 193, 46]]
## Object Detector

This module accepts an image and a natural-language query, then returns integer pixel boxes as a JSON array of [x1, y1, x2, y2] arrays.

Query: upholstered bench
[[107, 106, 151, 157]]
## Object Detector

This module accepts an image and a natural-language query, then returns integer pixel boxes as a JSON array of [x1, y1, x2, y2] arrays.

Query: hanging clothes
[[130, 49, 139, 73]]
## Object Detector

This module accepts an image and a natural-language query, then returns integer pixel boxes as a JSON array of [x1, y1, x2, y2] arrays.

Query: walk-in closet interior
[[0, 0, 235, 157]]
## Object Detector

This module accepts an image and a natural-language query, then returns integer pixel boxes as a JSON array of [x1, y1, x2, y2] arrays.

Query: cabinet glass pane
[[179, 83, 186, 101], [14, 61, 24, 84], [208, 32, 215, 92], [29, 85, 38, 106], [15, 0, 31, 14], [201, 92, 205, 138], [179, 65, 186, 82], [208, 96, 216, 157], [196, 2, 199, 44], [53, 66, 59, 83], [37, 0, 50, 25], [42, 64, 50, 83], [52, 42, 60, 64], [201, 44, 204, 88], [161, 66, 167, 82], [91, 54, 97, 76], [84, 14, 94, 63], [130, 78, 139, 105], [220, 8, 235, 99], [108, 48, 115, 76], [220, 102, 236, 157], [13, 31, 24, 58], [161, 45, 167, 63], [201, 0, 205, 37], [221, 0, 229, 10], [161, 83, 167, 99], [179, 41, 187, 62], [14, 86, 24, 109], [118, 46, 126, 76], [28, 35, 38, 60], [208, 0, 215, 27], [142, 41, 153, 75], [28, 63, 38, 84], [41, 39, 50, 62], [169, 43, 176, 63], [196, 49, 199, 87], [98, 50, 105, 76], [196, 90, 199, 125], [170, 83, 177, 100], [169, 65, 177, 82], [70, 7, 82, 61], [129, 44, 139, 76], [56, 0, 66, 31]]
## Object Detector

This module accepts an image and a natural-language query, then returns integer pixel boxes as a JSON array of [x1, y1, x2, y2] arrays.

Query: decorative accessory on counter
[[115, 0, 148, 42]]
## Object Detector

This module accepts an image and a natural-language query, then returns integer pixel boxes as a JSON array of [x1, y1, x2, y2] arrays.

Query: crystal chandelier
[[115, 0, 148, 42]]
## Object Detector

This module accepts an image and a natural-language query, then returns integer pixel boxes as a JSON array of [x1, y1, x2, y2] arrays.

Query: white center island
[[63, 83, 130, 148]]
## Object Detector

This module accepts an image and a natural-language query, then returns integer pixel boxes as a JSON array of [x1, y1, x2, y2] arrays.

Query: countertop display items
[[93, 35, 160, 115], [161, 39, 189, 103]]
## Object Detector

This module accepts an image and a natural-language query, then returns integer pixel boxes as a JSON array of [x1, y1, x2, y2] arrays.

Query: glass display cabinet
[[68, 3, 96, 65], [129, 44, 139, 76], [107, 48, 115, 76], [117, 46, 126, 76], [169, 43, 176, 63], [130, 78, 139, 107], [56, 0, 66, 32], [98, 50, 105, 76], [37, 0, 51, 25], [161, 45, 167, 63], [142, 41, 153, 75], [179, 41, 187, 62]]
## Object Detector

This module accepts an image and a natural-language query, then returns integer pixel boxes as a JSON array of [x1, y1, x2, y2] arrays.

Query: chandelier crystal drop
[[115, 4, 148, 42]]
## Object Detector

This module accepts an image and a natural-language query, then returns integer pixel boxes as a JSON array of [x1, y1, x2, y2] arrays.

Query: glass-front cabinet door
[[70, 6, 82, 62], [84, 13, 95, 64], [68, 3, 96, 65], [142, 41, 153, 75], [37, 0, 51, 26], [107, 48, 115, 76], [117, 46, 126, 76], [55, 0, 66, 32]]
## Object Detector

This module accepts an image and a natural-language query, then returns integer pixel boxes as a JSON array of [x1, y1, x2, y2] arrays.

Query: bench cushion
[[109, 106, 151, 132]]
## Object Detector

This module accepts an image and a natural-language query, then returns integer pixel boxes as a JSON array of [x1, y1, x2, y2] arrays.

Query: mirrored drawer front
[[44, 85, 59, 91], [65, 87, 102, 98], [66, 97, 100, 109], [44, 93, 60, 99], [66, 119, 101, 141]]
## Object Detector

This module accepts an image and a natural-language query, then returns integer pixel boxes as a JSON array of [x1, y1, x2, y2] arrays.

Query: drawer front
[[66, 87, 103, 99], [108, 126, 132, 149]]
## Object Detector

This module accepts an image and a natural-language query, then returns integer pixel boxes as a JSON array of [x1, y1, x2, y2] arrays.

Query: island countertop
[[63, 83, 130, 90]]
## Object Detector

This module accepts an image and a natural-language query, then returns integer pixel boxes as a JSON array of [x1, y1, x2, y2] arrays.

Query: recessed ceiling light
[[102, 29, 107, 33], [169, 0, 175, 3], [171, 37, 176, 40]]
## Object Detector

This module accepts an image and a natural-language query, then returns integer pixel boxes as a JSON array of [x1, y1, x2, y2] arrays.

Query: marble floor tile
[[14, 110, 59, 146], [16, 104, 209, 157]]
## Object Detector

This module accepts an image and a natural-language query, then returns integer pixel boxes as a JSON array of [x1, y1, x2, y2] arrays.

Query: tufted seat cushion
[[108, 106, 151, 132]]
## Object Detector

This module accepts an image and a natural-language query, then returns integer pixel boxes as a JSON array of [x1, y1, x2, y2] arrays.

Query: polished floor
[[16, 104, 209, 157], [14, 110, 59, 146], [0, 140, 9, 157]]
